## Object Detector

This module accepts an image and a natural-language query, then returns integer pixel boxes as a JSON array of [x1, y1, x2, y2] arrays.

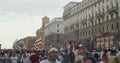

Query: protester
[[101, 50, 108, 63], [40, 47, 62, 63], [108, 51, 117, 63], [57, 51, 64, 62], [76, 60, 81, 63], [4, 51, 9, 63], [29, 50, 40, 63], [10, 52, 18, 63], [75, 49, 84, 62], [69, 50, 75, 63], [20, 53, 30, 63], [116, 48, 120, 63], [62, 50, 70, 63]]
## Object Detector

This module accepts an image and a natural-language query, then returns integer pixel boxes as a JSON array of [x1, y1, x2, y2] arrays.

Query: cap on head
[[48, 47, 58, 53]]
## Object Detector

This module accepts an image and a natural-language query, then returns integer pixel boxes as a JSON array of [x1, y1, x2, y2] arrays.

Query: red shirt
[[30, 53, 39, 63]]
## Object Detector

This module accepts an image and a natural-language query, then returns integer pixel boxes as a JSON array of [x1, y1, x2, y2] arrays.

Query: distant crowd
[[0, 47, 120, 63]]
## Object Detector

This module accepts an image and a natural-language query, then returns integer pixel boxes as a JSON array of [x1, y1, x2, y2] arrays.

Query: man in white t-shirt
[[40, 47, 62, 63]]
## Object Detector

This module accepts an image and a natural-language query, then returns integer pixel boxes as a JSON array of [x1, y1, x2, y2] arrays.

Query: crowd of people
[[0, 47, 120, 63]]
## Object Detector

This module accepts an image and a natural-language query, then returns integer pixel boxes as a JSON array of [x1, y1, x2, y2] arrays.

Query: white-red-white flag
[[33, 38, 42, 50]]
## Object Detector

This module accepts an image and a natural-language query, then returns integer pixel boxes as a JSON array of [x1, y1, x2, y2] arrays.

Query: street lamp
[[0, 44, 1, 49]]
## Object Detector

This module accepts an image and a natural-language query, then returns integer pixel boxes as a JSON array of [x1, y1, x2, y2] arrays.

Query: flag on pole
[[33, 38, 42, 50]]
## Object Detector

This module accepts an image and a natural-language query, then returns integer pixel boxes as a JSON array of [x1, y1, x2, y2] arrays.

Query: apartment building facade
[[45, 17, 64, 49], [63, 0, 120, 50]]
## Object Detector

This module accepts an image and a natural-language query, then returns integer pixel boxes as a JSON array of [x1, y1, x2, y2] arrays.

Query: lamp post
[[0, 44, 1, 50], [75, 22, 79, 45]]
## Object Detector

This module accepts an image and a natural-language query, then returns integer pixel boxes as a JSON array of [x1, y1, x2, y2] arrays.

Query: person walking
[[40, 47, 62, 63]]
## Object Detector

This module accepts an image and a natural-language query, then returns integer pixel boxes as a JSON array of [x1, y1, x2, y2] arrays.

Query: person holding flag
[[29, 50, 40, 63], [29, 38, 42, 63]]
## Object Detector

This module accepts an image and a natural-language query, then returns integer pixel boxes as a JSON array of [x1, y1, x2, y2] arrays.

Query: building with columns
[[45, 17, 64, 49], [63, 0, 120, 51]]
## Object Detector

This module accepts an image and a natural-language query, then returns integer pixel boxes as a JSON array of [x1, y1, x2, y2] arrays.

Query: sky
[[0, 0, 82, 49]]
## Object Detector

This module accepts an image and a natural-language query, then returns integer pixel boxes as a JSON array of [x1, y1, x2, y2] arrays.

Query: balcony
[[96, 12, 104, 19], [108, 6, 118, 14], [81, 19, 87, 24]]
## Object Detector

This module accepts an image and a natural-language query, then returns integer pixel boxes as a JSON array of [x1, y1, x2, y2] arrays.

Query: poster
[[97, 38, 100, 48], [105, 37, 109, 49]]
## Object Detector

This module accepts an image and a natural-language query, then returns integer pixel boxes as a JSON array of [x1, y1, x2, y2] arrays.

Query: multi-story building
[[13, 37, 36, 50], [63, 0, 120, 51], [45, 17, 64, 49], [36, 16, 49, 49], [24, 36, 36, 50], [13, 39, 24, 49]]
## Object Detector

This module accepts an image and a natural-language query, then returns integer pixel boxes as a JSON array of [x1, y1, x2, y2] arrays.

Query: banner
[[105, 37, 109, 49], [109, 36, 114, 48], [97, 38, 100, 48]]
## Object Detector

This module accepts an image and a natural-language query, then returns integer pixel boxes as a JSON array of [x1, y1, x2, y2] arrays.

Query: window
[[99, 27, 101, 33], [116, 12, 119, 18], [107, 24, 109, 31], [99, 1, 100, 5], [57, 29, 59, 32], [57, 24, 59, 27], [83, 32, 84, 37], [111, 24, 114, 30], [91, 29, 93, 35], [57, 35, 59, 38], [107, 5, 109, 11], [57, 40, 60, 43], [89, 30, 90, 35], [111, 14, 113, 20], [116, 22, 119, 29], [80, 32, 82, 37], [106, 15, 109, 21], [95, 4, 96, 7], [102, 26, 104, 32], [95, 28, 97, 34], [103, 0, 104, 3], [86, 31, 87, 36]]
